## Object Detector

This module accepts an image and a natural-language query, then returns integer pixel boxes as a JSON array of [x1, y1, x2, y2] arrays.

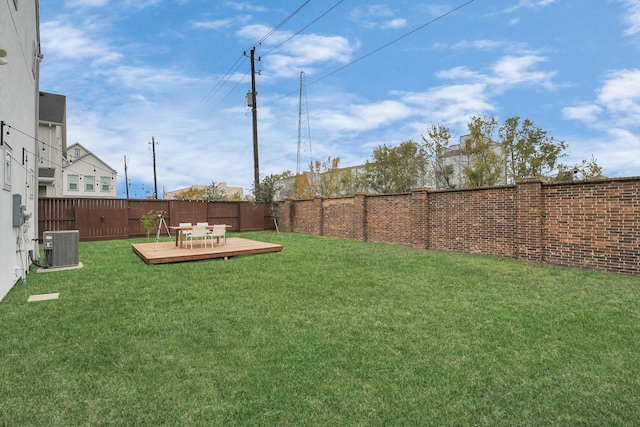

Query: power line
[[269, 0, 478, 103], [262, 0, 346, 58], [254, 0, 312, 47], [7, 124, 117, 177], [308, 0, 477, 87], [191, 55, 246, 112], [192, 0, 313, 112]]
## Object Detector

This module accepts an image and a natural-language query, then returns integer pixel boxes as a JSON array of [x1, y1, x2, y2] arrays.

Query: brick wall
[[543, 179, 639, 275], [280, 177, 640, 276]]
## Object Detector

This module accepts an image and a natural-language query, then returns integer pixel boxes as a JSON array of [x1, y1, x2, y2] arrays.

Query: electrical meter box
[[43, 230, 80, 268], [13, 194, 23, 227]]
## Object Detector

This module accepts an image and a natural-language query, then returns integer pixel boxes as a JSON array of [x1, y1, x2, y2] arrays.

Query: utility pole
[[149, 137, 158, 199], [246, 47, 260, 188], [124, 155, 130, 199]]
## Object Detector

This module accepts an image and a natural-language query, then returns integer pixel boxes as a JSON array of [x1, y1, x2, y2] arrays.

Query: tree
[[422, 123, 455, 189], [203, 181, 228, 201], [139, 210, 162, 240], [423, 116, 603, 189], [174, 186, 205, 200], [362, 140, 428, 194], [253, 172, 292, 233], [556, 156, 605, 182], [459, 116, 503, 188], [293, 156, 352, 198], [499, 116, 567, 182], [578, 156, 605, 180]]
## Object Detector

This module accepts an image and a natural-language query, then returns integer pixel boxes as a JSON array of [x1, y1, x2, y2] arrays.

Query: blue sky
[[38, 0, 640, 198]]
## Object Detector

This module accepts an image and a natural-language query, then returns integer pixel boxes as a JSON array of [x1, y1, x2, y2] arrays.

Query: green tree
[[139, 210, 161, 240], [175, 186, 205, 200], [203, 181, 228, 201], [293, 156, 351, 198], [578, 156, 605, 180], [362, 140, 428, 194], [500, 116, 567, 182], [253, 172, 292, 232], [422, 123, 456, 189], [556, 156, 606, 182], [460, 116, 503, 188]]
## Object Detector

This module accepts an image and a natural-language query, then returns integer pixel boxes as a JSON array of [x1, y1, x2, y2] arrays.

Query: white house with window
[[62, 142, 117, 197], [0, 0, 41, 300]]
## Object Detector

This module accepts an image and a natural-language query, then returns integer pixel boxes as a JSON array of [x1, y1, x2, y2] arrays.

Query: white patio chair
[[179, 222, 192, 235], [186, 224, 211, 249], [197, 222, 216, 242], [210, 224, 227, 246]]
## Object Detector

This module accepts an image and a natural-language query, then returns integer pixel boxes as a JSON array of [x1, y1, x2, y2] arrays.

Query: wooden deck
[[132, 237, 283, 265]]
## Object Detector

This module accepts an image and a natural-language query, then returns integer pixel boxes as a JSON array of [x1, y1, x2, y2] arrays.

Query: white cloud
[[40, 21, 115, 62], [314, 100, 413, 133], [562, 69, 640, 176], [490, 55, 556, 89], [227, 2, 267, 13], [501, 0, 557, 14], [597, 69, 640, 124], [66, 0, 109, 7], [619, 0, 640, 36], [192, 19, 235, 30], [381, 18, 407, 30], [236, 25, 356, 79], [100, 65, 201, 91], [349, 5, 407, 30], [192, 15, 252, 31], [562, 104, 603, 122], [566, 69, 640, 129], [436, 54, 556, 91]]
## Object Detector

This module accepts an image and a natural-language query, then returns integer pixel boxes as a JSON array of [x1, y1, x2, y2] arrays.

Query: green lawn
[[1, 232, 639, 426]]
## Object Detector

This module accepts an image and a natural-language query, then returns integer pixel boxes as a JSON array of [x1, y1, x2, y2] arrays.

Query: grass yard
[[1, 232, 639, 425]]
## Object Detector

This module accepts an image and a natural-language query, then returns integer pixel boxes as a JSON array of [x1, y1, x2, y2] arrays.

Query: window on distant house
[[68, 175, 78, 191], [75, 148, 80, 158], [101, 176, 110, 192], [85, 176, 95, 191]]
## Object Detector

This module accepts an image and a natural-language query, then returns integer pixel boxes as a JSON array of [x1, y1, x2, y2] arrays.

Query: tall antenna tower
[[297, 71, 313, 175]]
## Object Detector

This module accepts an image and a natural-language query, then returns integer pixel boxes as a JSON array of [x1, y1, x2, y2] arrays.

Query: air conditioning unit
[[43, 230, 80, 268]]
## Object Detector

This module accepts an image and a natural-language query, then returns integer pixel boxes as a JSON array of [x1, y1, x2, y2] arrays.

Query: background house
[[37, 94, 117, 198], [0, 0, 42, 300], [63, 142, 117, 198], [38, 91, 66, 197]]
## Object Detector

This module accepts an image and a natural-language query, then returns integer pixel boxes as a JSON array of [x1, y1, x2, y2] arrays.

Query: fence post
[[411, 188, 430, 249], [280, 199, 292, 232], [313, 196, 324, 236], [354, 193, 367, 242], [515, 178, 544, 263]]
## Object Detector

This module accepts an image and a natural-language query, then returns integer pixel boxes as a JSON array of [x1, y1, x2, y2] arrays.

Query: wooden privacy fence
[[38, 198, 274, 242], [278, 177, 640, 276]]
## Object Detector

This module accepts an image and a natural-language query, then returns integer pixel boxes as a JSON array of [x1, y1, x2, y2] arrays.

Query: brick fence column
[[313, 196, 324, 236], [411, 188, 430, 249], [354, 193, 367, 242], [515, 178, 544, 263], [279, 199, 292, 232]]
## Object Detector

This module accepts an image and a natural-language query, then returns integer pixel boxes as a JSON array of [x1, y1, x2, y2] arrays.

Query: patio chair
[[198, 222, 216, 241], [179, 222, 192, 236], [186, 224, 211, 249], [210, 224, 227, 246], [178, 222, 193, 245]]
